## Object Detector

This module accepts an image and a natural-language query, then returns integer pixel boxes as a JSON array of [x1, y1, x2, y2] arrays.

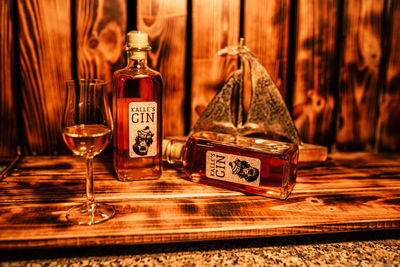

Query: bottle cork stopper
[[126, 30, 150, 49]]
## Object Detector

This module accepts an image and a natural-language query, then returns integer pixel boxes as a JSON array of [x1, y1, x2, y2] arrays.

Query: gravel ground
[[1, 230, 399, 266]]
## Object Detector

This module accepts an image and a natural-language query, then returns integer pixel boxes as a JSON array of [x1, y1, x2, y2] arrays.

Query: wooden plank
[[1, 157, 242, 203], [75, 0, 126, 93], [0, 192, 399, 249], [0, 153, 400, 249], [336, 0, 384, 151], [191, 0, 240, 127], [292, 0, 338, 147], [137, 0, 187, 136], [244, 0, 291, 99], [376, 0, 400, 152], [3, 155, 400, 202], [0, 0, 17, 159], [18, 0, 71, 155]]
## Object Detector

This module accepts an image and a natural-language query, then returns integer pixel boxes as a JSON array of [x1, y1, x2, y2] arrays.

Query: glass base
[[66, 202, 115, 225]]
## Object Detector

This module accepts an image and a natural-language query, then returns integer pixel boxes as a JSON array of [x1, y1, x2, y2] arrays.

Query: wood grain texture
[[244, 0, 291, 99], [336, 0, 384, 151], [3, 0, 400, 157], [137, 0, 187, 136], [191, 0, 240, 127], [376, 0, 400, 152], [0, 0, 17, 159], [18, 0, 71, 155], [75, 0, 126, 93], [292, 0, 338, 147], [0, 153, 400, 249]]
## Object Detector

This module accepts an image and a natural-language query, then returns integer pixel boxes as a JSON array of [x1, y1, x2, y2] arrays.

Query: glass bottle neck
[[162, 137, 187, 165], [127, 50, 148, 68]]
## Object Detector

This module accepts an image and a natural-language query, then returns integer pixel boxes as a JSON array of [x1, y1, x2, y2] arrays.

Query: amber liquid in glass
[[62, 124, 112, 158], [179, 132, 298, 199], [113, 65, 163, 181]]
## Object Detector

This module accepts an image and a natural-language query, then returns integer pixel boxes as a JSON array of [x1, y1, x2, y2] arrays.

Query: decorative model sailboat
[[191, 39, 327, 167]]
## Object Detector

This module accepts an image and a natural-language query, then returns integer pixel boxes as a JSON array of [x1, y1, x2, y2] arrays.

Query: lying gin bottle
[[163, 131, 299, 199]]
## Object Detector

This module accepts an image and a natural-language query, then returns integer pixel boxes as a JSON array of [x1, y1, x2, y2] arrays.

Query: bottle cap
[[126, 30, 150, 50]]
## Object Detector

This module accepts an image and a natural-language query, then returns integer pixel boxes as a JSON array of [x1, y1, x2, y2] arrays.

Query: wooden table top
[[0, 153, 399, 250]]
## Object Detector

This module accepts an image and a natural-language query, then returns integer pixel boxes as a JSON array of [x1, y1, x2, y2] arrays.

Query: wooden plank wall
[[76, 0, 126, 90], [137, 0, 187, 136], [336, 0, 384, 151], [190, 0, 240, 126], [0, 0, 17, 159], [0, 0, 399, 157], [244, 0, 291, 99], [17, 0, 71, 155], [377, 0, 400, 151], [292, 0, 338, 148]]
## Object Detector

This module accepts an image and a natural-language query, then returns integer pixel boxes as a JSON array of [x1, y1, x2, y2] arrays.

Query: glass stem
[[86, 158, 95, 206]]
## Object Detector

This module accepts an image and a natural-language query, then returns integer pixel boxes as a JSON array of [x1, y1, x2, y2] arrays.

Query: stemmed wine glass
[[62, 79, 115, 225]]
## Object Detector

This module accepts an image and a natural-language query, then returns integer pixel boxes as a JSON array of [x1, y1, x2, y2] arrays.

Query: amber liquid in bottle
[[113, 31, 163, 181], [164, 132, 298, 199]]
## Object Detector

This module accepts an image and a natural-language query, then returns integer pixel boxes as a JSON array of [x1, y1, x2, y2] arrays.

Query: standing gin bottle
[[163, 132, 299, 199], [113, 31, 163, 181]]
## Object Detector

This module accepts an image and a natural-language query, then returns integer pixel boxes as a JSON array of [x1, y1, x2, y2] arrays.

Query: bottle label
[[129, 102, 157, 158], [205, 151, 261, 186]]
